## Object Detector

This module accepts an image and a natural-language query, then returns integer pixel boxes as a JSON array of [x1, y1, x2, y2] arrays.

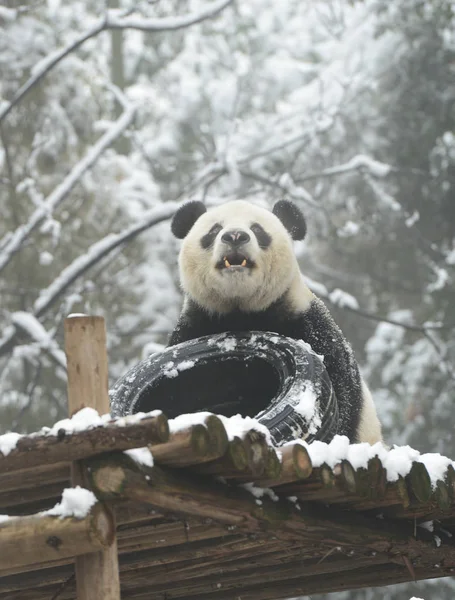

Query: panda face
[[178, 201, 302, 313]]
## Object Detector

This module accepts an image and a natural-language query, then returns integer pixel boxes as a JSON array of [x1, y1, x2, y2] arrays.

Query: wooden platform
[[1, 316, 454, 599]]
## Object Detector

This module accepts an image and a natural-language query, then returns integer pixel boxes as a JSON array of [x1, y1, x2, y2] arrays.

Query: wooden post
[[64, 316, 121, 600]]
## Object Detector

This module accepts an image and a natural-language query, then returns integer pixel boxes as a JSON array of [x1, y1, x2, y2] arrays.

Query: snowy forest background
[[1, 0, 455, 597]]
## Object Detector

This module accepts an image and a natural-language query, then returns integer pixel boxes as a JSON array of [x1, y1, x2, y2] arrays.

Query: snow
[[419, 453, 453, 488], [178, 360, 195, 371], [44, 407, 110, 436], [0, 7, 17, 22], [124, 447, 154, 467], [328, 288, 359, 311], [162, 358, 196, 378], [39, 251, 53, 265], [0, 515, 9, 524], [383, 445, 421, 482], [217, 414, 272, 444], [208, 336, 237, 351], [169, 412, 272, 445], [0, 408, 165, 455], [169, 411, 214, 433], [338, 221, 360, 238], [302, 435, 455, 485], [163, 361, 179, 379], [46, 486, 97, 519], [0, 432, 22, 456], [241, 482, 279, 502], [294, 384, 318, 422], [295, 339, 324, 362]]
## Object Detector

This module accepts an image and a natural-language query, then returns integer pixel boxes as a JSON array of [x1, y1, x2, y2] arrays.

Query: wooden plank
[[64, 315, 120, 600]]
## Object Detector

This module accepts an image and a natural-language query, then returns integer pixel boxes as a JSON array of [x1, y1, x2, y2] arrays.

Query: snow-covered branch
[[11, 312, 66, 370], [0, 202, 179, 359], [305, 276, 454, 334], [0, 0, 233, 124], [33, 202, 179, 316], [239, 169, 319, 208], [106, 0, 233, 31], [0, 102, 136, 275], [299, 154, 393, 182]]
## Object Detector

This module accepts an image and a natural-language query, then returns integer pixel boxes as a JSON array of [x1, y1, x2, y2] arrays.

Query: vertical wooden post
[[64, 316, 121, 600]]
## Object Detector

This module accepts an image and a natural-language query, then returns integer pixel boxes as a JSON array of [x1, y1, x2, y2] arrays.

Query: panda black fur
[[169, 199, 382, 444]]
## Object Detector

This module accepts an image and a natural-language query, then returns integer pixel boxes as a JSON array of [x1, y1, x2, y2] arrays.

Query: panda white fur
[[169, 199, 382, 444]]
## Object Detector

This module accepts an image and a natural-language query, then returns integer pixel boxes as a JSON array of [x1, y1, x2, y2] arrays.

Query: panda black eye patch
[[200, 223, 222, 249], [250, 223, 272, 248]]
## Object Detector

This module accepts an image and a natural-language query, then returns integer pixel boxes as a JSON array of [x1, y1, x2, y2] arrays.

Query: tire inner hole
[[133, 356, 281, 419]]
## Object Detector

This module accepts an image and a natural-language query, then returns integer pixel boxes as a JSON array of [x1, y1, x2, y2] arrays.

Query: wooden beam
[[84, 451, 455, 572], [0, 502, 114, 573], [64, 315, 120, 600], [0, 411, 168, 474]]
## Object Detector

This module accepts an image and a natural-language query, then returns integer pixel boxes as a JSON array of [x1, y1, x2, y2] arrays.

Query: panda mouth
[[216, 252, 254, 270]]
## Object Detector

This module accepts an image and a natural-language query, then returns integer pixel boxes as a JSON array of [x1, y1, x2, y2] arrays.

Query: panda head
[[171, 199, 307, 313]]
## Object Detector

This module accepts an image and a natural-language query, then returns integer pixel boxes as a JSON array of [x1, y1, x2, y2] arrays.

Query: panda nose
[[221, 229, 250, 247]]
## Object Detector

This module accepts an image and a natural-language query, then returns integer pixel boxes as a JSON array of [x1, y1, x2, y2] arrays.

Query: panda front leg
[[287, 292, 382, 444]]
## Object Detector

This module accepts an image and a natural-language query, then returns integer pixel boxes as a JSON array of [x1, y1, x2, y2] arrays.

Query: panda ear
[[272, 200, 307, 241], [171, 201, 207, 239]]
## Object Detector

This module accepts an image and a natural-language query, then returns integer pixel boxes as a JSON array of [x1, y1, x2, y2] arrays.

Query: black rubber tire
[[110, 331, 339, 446]]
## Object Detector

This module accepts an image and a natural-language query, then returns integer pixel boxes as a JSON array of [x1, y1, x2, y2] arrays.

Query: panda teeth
[[241, 259, 247, 267], [224, 258, 231, 268]]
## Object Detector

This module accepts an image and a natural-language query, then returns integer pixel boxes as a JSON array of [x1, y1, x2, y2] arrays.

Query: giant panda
[[169, 199, 382, 444]]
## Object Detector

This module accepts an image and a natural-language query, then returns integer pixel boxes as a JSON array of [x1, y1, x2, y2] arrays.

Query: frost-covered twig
[[0, 103, 136, 275], [332, 297, 454, 333], [0, 0, 233, 124], [306, 277, 454, 334]]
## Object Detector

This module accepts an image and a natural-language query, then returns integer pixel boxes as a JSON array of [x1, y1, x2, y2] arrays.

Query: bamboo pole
[[64, 315, 120, 600]]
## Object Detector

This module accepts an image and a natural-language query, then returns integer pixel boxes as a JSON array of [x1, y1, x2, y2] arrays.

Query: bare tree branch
[[339, 303, 454, 333], [0, 102, 136, 275], [0, 0, 234, 124], [10, 363, 42, 432]]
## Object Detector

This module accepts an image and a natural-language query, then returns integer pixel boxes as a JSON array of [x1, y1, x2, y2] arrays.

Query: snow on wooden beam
[[0, 411, 169, 474], [151, 414, 228, 467], [0, 495, 114, 573], [83, 450, 455, 567], [64, 315, 120, 600]]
